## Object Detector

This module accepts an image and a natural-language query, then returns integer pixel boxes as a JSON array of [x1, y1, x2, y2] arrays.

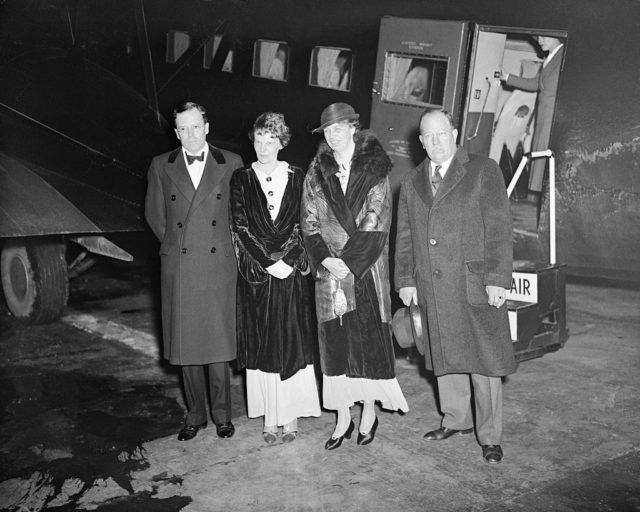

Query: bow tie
[[186, 152, 205, 165]]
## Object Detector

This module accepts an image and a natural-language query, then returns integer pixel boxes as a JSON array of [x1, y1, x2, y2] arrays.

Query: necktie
[[431, 165, 442, 192], [186, 152, 205, 165]]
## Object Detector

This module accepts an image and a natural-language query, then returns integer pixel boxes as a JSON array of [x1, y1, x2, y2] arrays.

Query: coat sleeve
[[340, 177, 390, 279], [279, 224, 309, 271], [279, 171, 309, 272], [229, 170, 275, 283], [300, 171, 332, 276], [506, 73, 541, 93], [480, 160, 514, 288], [144, 159, 166, 242], [394, 179, 417, 290]]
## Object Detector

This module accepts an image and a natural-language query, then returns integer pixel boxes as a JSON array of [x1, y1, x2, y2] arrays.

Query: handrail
[[466, 77, 492, 141], [506, 150, 556, 264]]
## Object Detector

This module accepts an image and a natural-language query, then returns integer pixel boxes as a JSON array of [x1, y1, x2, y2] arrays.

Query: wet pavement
[[1, 249, 639, 511]]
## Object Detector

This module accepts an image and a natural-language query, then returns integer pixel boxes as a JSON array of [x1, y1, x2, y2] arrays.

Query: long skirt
[[247, 364, 321, 426]]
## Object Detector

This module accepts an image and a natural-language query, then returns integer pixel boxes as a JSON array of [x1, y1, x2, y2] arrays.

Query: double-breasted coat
[[394, 147, 517, 377], [145, 144, 243, 365]]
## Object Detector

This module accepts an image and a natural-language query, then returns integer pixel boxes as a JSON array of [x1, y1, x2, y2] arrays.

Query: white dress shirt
[[183, 144, 209, 189]]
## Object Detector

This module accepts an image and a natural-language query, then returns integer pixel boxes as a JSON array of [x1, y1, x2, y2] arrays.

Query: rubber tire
[[1, 240, 69, 324]]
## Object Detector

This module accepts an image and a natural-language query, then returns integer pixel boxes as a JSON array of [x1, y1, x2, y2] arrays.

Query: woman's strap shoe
[[357, 417, 379, 446], [324, 420, 355, 450]]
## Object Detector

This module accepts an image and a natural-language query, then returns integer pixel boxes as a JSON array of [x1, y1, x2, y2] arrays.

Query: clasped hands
[[322, 257, 350, 280], [266, 259, 294, 280], [399, 285, 507, 308]]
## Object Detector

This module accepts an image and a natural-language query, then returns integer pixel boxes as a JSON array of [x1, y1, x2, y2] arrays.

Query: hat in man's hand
[[392, 300, 426, 355], [311, 102, 360, 133]]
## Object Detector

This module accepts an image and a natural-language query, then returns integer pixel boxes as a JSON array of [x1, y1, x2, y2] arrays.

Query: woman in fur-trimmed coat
[[301, 103, 408, 450]]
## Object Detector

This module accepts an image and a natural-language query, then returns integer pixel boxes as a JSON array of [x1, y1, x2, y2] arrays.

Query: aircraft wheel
[[1, 239, 69, 324]]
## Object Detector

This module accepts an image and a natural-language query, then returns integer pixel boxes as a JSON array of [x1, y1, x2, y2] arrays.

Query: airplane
[[1, 0, 638, 362]]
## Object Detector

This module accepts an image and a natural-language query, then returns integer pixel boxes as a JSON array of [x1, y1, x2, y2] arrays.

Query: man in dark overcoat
[[395, 108, 517, 464], [145, 101, 243, 441]]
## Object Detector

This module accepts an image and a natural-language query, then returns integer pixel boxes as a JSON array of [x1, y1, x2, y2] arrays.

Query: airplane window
[[221, 51, 233, 73], [309, 47, 353, 92], [203, 35, 222, 69], [383, 53, 448, 107], [203, 35, 234, 73], [253, 40, 289, 82], [166, 30, 190, 64]]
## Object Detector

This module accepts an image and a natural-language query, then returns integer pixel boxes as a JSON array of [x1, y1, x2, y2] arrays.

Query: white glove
[[266, 259, 294, 280]]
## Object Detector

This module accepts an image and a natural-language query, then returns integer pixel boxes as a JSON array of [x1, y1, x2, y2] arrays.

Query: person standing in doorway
[[501, 36, 564, 201]]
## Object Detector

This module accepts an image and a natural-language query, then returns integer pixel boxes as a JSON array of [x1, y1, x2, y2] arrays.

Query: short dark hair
[[173, 101, 208, 126], [249, 112, 291, 147], [419, 108, 455, 131]]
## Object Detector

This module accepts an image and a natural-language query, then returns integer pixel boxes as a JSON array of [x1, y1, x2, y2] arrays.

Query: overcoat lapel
[[434, 153, 467, 204], [412, 159, 433, 207], [412, 148, 470, 206], [320, 174, 358, 236], [166, 150, 196, 203], [187, 145, 228, 218]]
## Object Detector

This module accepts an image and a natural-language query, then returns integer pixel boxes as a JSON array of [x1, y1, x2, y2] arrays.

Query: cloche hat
[[311, 102, 360, 133]]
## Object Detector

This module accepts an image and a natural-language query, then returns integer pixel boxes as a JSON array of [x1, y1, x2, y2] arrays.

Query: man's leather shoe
[[357, 417, 379, 446], [177, 422, 206, 441], [423, 426, 473, 440], [216, 421, 235, 438], [482, 444, 503, 464], [325, 420, 354, 451]]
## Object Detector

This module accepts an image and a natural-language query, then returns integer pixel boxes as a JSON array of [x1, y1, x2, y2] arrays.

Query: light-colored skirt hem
[[247, 364, 321, 426], [322, 374, 409, 412]]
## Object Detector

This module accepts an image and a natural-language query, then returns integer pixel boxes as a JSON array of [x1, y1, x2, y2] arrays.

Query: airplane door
[[369, 17, 469, 191], [460, 30, 507, 156]]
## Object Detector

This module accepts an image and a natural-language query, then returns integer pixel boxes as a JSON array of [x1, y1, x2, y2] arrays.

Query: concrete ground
[[1, 271, 639, 511]]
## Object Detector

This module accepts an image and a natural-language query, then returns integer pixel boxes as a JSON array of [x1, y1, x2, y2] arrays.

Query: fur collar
[[311, 130, 392, 180]]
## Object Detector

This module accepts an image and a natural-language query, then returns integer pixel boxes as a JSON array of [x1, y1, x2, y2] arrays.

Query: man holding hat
[[301, 103, 408, 450], [394, 108, 516, 464]]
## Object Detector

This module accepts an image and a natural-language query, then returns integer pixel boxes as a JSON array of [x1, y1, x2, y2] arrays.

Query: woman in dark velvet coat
[[301, 103, 408, 450], [230, 113, 320, 444]]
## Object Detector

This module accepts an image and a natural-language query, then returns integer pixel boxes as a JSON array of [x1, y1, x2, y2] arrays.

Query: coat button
[[181, 248, 187, 254], [210, 247, 216, 253], [217, 193, 222, 199], [177, 222, 183, 228], [433, 269, 441, 278], [171, 194, 176, 201], [429, 238, 437, 246], [211, 220, 217, 227]]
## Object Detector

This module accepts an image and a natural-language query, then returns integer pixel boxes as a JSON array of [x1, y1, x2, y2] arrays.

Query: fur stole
[[310, 130, 392, 181]]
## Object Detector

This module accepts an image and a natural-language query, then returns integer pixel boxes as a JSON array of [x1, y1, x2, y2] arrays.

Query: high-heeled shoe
[[263, 425, 278, 445], [282, 418, 298, 443], [357, 417, 379, 446], [324, 420, 355, 451]]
